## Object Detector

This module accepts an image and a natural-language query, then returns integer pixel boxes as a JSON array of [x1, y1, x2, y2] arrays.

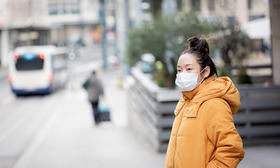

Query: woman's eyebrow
[[184, 64, 192, 67]]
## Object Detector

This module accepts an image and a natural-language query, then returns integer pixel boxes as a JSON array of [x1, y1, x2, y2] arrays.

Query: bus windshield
[[15, 54, 44, 71]]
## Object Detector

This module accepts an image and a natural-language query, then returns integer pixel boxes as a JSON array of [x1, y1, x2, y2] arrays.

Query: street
[[0, 78, 60, 168]]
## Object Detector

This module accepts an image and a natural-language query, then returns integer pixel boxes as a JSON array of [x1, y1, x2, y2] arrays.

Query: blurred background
[[0, 0, 280, 167]]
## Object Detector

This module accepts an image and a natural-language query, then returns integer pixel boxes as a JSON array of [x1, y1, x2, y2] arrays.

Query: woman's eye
[[177, 69, 181, 72], [187, 68, 192, 71]]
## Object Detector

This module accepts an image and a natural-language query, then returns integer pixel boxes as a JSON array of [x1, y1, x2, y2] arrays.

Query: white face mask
[[175, 68, 206, 92]]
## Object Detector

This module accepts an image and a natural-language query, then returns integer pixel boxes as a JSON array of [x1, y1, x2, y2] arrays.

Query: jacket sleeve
[[204, 98, 244, 168]]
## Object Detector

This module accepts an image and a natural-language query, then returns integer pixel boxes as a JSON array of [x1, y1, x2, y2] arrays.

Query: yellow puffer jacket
[[165, 77, 244, 168]]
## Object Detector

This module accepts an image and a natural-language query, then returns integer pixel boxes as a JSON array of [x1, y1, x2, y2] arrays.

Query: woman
[[165, 37, 244, 168]]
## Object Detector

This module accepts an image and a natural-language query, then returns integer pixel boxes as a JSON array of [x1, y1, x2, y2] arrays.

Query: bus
[[8, 45, 68, 96]]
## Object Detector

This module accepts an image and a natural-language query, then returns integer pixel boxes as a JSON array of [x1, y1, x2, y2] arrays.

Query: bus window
[[15, 54, 44, 71]]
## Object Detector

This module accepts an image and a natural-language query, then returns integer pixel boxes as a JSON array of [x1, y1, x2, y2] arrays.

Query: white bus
[[8, 45, 68, 96]]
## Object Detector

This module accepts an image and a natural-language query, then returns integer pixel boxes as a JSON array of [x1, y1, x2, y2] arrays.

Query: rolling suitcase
[[97, 99, 111, 122]]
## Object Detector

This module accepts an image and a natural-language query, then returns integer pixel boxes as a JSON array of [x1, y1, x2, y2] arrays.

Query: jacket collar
[[177, 77, 214, 118], [182, 77, 214, 101]]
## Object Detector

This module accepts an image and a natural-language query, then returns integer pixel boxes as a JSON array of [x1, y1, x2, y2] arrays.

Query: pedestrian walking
[[165, 37, 244, 168], [84, 70, 104, 125]]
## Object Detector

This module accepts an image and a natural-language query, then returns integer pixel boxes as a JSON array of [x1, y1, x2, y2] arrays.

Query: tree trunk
[[221, 48, 232, 76], [150, 0, 163, 19]]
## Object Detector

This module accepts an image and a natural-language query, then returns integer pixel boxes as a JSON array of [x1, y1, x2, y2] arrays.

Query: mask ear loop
[[198, 67, 207, 84]]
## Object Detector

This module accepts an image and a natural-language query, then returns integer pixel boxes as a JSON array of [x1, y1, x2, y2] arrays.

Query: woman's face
[[177, 53, 209, 83]]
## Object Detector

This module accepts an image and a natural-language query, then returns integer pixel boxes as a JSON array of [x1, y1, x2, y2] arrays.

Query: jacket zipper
[[173, 101, 187, 168]]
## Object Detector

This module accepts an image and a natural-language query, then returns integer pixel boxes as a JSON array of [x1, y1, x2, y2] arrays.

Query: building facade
[[0, 0, 101, 66], [181, 0, 269, 25]]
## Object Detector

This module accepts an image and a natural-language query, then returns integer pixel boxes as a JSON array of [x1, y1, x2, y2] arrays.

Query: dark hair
[[181, 36, 218, 79], [92, 70, 96, 75]]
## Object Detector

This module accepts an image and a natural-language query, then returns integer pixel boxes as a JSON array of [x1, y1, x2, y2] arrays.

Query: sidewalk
[[0, 66, 8, 80], [239, 145, 280, 167]]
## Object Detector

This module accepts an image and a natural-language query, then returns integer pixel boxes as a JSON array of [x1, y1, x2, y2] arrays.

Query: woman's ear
[[202, 66, 210, 79]]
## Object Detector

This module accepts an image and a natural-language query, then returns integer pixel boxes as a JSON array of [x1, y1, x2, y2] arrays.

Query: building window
[[48, 0, 80, 15], [248, 0, 252, 10], [228, 16, 236, 22], [70, 1, 80, 14], [177, 0, 182, 10], [48, 1, 58, 15], [249, 14, 265, 21], [57, 2, 64, 14], [208, 0, 215, 11], [191, 0, 200, 11]]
